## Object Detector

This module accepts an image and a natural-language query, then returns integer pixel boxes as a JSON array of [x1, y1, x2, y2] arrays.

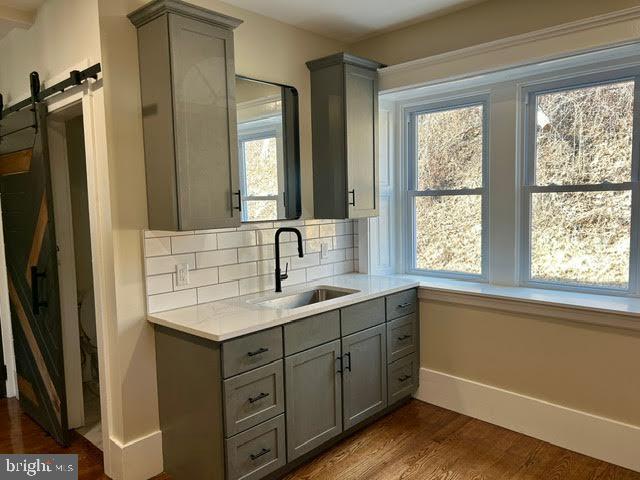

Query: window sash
[[521, 72, 640, 295], [406, 96, 489, 279]]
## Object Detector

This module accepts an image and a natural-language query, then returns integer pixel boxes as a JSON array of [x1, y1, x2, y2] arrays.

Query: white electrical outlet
[[320, 242, 330, 259], [176, 263, 190, 287]]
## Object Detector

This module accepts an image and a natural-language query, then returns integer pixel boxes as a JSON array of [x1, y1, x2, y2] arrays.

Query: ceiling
[[0, 0, 44, 40], [223, 0, 486, 42]]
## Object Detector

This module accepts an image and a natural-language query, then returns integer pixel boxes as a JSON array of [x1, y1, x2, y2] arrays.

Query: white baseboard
[[415, 368, 640, 473], [108, 430, 164, 480]]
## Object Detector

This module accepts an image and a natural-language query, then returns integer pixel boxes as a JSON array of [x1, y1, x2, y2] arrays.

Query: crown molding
[[380, 6, 640, 77]]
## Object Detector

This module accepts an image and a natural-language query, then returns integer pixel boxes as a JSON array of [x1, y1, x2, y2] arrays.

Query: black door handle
[[233, 190, 242, 211], [344, 352, 352, 372], [247, 347, 269, 357], [249, 447, 271, 461], [248, 392, 270, 404], [348, 189, 356, 206], [30, 266, 48, 315], [397, 334, 412, 341], [398, 374, 412, 383]]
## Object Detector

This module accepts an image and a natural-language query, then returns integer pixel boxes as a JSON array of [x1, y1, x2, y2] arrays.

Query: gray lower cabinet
[[154, 288, 419, 480], [285, 340, 343, 461], [129, 1, 243, 230], [342, 324, 387, 429]]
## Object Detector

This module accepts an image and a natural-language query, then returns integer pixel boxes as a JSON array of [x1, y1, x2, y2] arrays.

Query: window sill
[[392, 274, 640, 332]]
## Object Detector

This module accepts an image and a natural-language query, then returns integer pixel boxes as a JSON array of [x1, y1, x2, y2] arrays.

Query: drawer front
[[386, 313, 417, 364], [284, 310, 340, 355], [225, 414, 286, 480], [222, 328, 283, 379], [386, 289, 417, 321], [388, 353, 418, 405], [223, 361, 285, 437], [341, 297, 385, 336]]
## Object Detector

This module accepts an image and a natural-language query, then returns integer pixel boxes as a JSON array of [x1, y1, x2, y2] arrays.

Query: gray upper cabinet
[[129, 0, 243, 230], [306, 53, 384, 219], [342, 324, 387, 430]]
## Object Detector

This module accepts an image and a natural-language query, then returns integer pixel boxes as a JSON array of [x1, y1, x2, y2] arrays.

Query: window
[[407, 97, 488, 278], [522, 75, 639, 292], [238, 130, 284, 222]]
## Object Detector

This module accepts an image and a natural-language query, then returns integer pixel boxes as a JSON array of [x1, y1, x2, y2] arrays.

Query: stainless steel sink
[[255, 286, 359, 309]]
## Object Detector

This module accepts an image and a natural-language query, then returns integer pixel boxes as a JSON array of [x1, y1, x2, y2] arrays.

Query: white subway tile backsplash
[[146, 253, 195, 276], [172, 233, 217, 254], [218, 230, 256, 249], [238, 244, 275, 262], [306, 263, 334, 281], [144, 237, 171, 257], [143, 219, 358, 312], [196, 249, 237, 268], [146, 274, 173, 295], [148, 289, 197, 313], [219, 262, 257, 282], [198, 281, 239, 303], [291, 252, 320, 269], [173, 266, 219, 290]]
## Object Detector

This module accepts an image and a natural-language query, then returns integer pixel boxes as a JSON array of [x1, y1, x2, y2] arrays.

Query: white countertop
[[147, 274, 419, 341]]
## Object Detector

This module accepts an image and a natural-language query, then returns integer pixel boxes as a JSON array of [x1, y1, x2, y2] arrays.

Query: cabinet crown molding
[[128, 0, 243, 29], [306, 52, 386, 72]]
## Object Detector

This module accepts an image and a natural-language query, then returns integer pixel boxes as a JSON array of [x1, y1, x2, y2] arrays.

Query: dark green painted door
[[0, 321, 5, 398], [0, 104, 69, 445]]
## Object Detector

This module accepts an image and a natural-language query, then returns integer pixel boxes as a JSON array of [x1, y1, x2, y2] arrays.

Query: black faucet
[[275, 227, 304, 293]]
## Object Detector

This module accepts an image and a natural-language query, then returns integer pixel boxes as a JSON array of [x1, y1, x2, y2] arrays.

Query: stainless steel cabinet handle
[[250, 448, 271, 461], [247, 347, 269, 357], [248, 392, 269, 404]]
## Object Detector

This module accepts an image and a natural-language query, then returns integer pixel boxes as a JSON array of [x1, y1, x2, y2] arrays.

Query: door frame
[[0, 60, 115, 471]]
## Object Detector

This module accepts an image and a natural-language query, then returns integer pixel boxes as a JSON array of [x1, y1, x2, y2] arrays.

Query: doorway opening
[[48, 103, 102, 450]]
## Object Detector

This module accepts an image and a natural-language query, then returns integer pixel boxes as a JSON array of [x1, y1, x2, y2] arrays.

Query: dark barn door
[[0, 321, 5, 398], [0, 103, 69, 445]]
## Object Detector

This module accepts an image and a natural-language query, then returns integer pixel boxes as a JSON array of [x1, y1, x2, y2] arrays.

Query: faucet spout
[[274, 227, 304, 293]]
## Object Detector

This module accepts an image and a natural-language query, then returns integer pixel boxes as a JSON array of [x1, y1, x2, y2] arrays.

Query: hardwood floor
[[1, 396, 637, 479], [0, 397, 168, 480], [284, 400, 640, 480]]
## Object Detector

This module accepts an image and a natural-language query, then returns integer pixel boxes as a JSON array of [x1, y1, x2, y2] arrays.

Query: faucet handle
[[280, 262, 289, 280]]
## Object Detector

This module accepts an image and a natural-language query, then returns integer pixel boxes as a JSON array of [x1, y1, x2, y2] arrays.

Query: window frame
[[405, 94, 490, 280], [520, 69, 640, 295], [237, 125, 285, 222]]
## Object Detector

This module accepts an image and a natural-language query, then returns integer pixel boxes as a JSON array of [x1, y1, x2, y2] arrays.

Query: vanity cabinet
[[306, 53, 385, 219], [129, 0, 243, 231], [153, 288, 418, 480]]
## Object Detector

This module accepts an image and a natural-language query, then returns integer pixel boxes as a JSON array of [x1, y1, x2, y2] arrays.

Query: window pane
[[416, 104, 483, 190], [530, 191, 631, 287], [415, 195, 482, 274], [245, 200, 278, 222], [242, 137, 278, 196], [535, 81, 634, 185]]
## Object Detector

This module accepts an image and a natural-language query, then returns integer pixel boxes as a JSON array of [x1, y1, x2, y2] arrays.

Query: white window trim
[[404, 95, 490, 280], [377, 42, 640, 298]]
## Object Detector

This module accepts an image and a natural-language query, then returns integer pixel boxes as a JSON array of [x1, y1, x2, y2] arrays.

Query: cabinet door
[[342, 324, 387, 430], [345, 64, 378, 218], [169, 14, 241, 230], [285, 340, 342, 461]]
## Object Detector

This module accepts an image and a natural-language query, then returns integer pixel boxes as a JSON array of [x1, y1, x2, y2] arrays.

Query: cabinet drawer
[[341, 297, 385, 336], [222, 328, 283, 379], [386, 313, 417, 364], [386, 289, 417, 321], [284, 310, 340, 355], [225, 414, 286, 480], [223, 361, 285, 437], [388, 353, 418, 405]]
